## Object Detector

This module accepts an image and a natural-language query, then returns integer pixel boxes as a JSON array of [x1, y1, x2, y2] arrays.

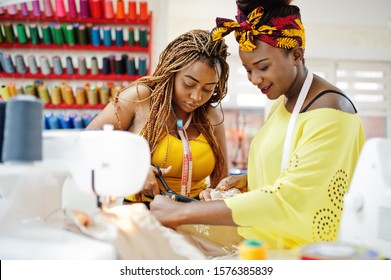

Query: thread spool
[[20, 3, 29, 16], [4, 22, 15, 43], [53, 56, 63, 75], [38, 84, 51, 104], [78, 24, 88, 45], [78, 56, 87, 75], [45, 112, 60, 129], [91, 0, 102, 19], [3, 53, 15, 74], [6, 4, 17, 15], [139, 1, 149, 21], [104, 0, 114, 19], [43, 0, 54, 18], [7, 82, 17, 98], [32, 0, 41, 17], [239, 240, 267, 260], [128, 27, 135, 46], [87, 87, 99, 105], [29, 24, 40, 44], [103, 27, 112, 46], [55, 0, 66, 18], [126, 56, 136, 75], [91, 26, 101, 46], [114, 55, 124, 75], [63, 86, 75, 105], [16, 23, 28, 44], [51, 86, 63, 105], [75, 86, 87, 105], [51, 24, 63, 45], [102, 57, 110, 74], [139, 27, 148, 47], [28, 55, 39, 74], [0, 101, 5, 162], [41, 24, 53, 44], [80, 0, 90, 18], [91, 57, 99, 75], [68, 0, 78, 18], [65, 24, 76, 46], [72, 115, 84, 129], [2, 95, 43, 163], [128, 1, 137, 20], [24, 84, 37, 96], [15, 55, 27, 74], [116, 0, 125, 19], [99, 86, 110, 105], [66, 56, 75, 75], [15, 84, 24, 95], [138, 56, 147, 75], [115, 27, 124, 46], [39, 55, 51, 75], [0, 85, 10, 101]]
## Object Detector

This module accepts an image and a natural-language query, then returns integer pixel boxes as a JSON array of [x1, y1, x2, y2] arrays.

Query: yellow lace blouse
[[225, 100, 366, 249]]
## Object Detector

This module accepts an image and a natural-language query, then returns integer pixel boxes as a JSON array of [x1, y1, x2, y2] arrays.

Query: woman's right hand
[[215, 174, 248, 193], [141, 165, 172, 198]]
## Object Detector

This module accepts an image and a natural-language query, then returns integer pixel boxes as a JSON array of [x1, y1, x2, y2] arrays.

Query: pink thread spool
[[43, 0, 54, 18], [7, 4, 17, 15], [68, 0, 78, 18], [104, 0, 114, 19], [55, 0, 66, 18]]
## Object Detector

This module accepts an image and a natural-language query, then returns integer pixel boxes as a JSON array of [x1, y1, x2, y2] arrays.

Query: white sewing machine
[[339, 137, 391, 259], [0, 129, 150, 259]]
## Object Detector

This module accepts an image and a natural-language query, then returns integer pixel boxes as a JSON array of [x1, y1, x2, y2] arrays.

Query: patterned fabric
[[211, 6, 305, 52]]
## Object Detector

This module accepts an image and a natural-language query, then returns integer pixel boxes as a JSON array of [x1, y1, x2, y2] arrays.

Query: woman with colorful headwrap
[[87, 30, 230, 206], [150, 0, 366, 251]]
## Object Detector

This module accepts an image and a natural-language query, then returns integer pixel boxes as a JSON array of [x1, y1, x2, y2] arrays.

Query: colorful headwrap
[[211, 6, 305, 52]]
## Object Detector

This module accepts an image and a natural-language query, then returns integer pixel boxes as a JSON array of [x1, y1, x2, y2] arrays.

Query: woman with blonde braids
[[150, 0, 366, 250], [87, 29, 230, 206]]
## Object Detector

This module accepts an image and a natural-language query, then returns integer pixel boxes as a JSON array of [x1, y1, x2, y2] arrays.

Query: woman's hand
[[216, 174, 248, 193], [141, 165, 172, 198], [149, 195, 184, 228], [198, 188, 213, 201]]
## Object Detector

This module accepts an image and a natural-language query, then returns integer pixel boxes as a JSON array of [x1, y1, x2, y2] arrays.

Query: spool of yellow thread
[[38, 84, 51, 104], [0, 85, 10, 101], [99, 86, 110, 105], [51, 86, 62, 105], [239, 239, 267, 260], [7, 82, 16, 97], [63, 86, 75, 105], [75, 86, 87, 105]]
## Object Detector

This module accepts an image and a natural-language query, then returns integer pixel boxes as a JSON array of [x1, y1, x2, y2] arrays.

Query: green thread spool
[[128, 27, 135, 46], [65, 24, 75, 46], [41, 24, 52, 44], [138, 27, 148, 47], [24, 84, 37, 97], [29, 24, 40, 45], [78, 25, 87, 45], [16, 23, 28, 44], [53, 24, 64, 45], [4, 22, 15, 43], [0, 25, 4, 43]]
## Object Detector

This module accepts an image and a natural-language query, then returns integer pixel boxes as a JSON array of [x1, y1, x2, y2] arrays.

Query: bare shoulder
[[305, 75, 356, 114], [116, 83, 152, 103]]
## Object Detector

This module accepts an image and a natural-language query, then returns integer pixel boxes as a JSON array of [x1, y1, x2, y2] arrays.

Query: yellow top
[[126, 133, 215, 202], [225, 100, 366, 249]]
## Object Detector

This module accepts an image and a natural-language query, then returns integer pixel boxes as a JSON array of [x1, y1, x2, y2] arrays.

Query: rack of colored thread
[[0, 80, 128, 110], [0, 52, 148, 81], [0, 0, 151, 24], [0, 22, 149, 51], [44, 111, 97, 130]]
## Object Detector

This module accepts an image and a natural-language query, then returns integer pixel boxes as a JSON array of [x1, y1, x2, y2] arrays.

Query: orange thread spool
[[116, 0, 125, 19]]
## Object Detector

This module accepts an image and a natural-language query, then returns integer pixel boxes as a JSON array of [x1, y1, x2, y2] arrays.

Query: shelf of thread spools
[[0, 0, 152, 80], [0, 0, 151, 25], [0, 79, 127, 129]]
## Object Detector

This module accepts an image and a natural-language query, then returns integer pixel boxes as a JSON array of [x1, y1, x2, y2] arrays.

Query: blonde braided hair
[[114, 29, 230, 187]]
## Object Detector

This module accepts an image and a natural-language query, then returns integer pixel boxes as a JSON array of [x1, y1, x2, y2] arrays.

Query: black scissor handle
[[151, 163, 198, 202]]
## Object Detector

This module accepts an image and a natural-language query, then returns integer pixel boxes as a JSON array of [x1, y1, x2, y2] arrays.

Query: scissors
[[150, 163, 198, 203]]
